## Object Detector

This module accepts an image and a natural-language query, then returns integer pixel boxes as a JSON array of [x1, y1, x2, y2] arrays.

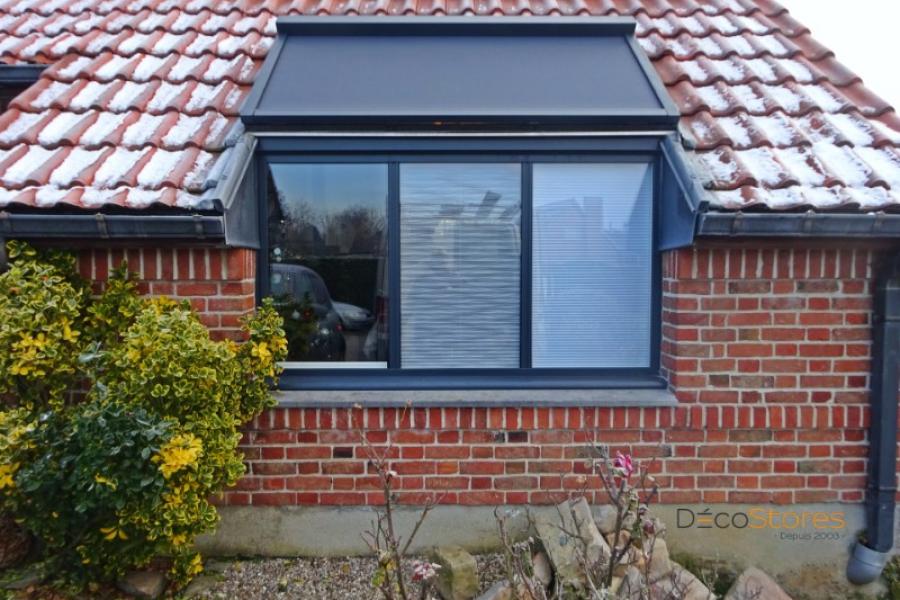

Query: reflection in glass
[[400, 164, 521, 368], [267, 164, 388, 365], [532, 163, 654, 368]]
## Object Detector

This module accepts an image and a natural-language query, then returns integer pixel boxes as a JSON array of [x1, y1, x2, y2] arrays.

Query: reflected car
[[270, 263, 345, 361], [333, 301, 375, 331]]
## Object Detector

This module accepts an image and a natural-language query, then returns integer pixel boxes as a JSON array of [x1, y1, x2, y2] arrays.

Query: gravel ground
[[189, 554, 507, 600]]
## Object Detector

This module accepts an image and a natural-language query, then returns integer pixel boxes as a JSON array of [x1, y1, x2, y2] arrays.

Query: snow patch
[[779, 59, 814, 83], [730, 85, 766, 113], [56, 55, 93, 80], [93, 148, 149, 188], [0, 112, 43, 144], [713, 59, 745, 82], [136, 149, 184, 187], [718, 116, 753, 147], [161, 114, 205, 146], [169, 55, 203, 81], [37, 112, 85, 145], [695, 86, 730, 112], [744, 58, 776, 82], [799, 85, 844, 112], [812, 142, 872, 186], [751, 114, 796, 147], [81, 111, 129, 146], [3, 146, 57, 185], [132, 54, 169, 81], [756, 35, 789, 56], [773, 148, 826, 186], [763, 84, 801, 113], [49, 148, 99, 186], [148, 82, 189, 112], [854, 148, 900, 187], [681, 61, 709, 82], [122, 113, 167, 146], [108, 81, 150, 111], [186, 81, 228, 111], [154, 32, 184, 54], [824, 113, 874, 146], [738, 147, 788, 186], [32, 81, 70, 109], [95, 54, 132, 80]]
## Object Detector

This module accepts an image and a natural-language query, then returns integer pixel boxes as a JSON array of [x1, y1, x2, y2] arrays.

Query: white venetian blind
[[532, 163, 653, 368], [400, 164, 521, 368]]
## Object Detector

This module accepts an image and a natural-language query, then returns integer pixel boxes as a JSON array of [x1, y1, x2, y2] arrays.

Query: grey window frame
[[256, 136, 664, 391]]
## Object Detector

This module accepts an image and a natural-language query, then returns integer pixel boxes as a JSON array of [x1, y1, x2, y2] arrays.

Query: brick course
[[69, 243, 890, 508], [76, 246, 256, 341]]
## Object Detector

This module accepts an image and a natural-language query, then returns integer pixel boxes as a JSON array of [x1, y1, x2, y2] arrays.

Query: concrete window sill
[[273, 388, 678, 408]]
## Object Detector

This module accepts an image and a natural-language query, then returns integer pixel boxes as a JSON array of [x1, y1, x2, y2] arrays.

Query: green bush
[[0, 242, 287, 587]]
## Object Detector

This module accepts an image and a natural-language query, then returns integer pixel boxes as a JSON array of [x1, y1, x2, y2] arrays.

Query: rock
[[204, 559, 231, 574], [531, 551, 552, 587], [725, 567, 793, 600], [616, 566, 645, 600], [595, 505, 619, 535], [474, 580, 531, 600], [2, 566, 42, 590], [646, 539, 672, 583], [182, 574, 219, 598], [651, 565, 713, 600], [431, 545, 479, 600], [536, 497, 611, 592], [117, 570, 168, 600]]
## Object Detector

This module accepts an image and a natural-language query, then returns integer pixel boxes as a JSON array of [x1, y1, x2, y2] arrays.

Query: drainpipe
[[847, 253, 900, 584]]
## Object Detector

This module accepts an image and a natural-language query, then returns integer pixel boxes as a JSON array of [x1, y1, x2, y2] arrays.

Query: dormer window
[[242, 17, 699, 390], [0, 63, 42, 113]]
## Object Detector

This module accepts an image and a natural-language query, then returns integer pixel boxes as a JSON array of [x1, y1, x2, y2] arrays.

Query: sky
[[784, 0, 900, 109]]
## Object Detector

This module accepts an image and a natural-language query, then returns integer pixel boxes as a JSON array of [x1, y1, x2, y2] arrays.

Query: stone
[[474, 580, 531, 600], [531, 551, 552, 587], [535, 497, 611, 591], [117, 570, 168, 600], [650, 565, 713, 600], [431, 545, 479, 600], [646, 539, 672, 583], [1, 566, 42, 590], [594, 504, 619, 535], [182, 574, 219, 598], [725, 567, 793, 600], [616, 566, 645, 600], [204, 559, 231, 574]]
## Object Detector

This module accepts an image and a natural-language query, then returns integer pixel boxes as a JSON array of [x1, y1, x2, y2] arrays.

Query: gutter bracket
[[94, 213, 109, 239], [802, 209, 815, 234], [873, 211, 886, 233], [730, 211, 743, 235], [192, 214, 205, 239]]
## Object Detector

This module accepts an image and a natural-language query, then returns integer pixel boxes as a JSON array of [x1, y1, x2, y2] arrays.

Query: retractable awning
[[241, 17, 680, 131]]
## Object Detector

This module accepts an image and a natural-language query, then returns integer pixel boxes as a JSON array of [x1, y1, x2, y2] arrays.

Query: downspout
[[848, 253, 900, 584]]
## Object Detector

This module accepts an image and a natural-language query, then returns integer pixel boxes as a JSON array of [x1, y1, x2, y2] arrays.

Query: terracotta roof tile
[[0, 0, 898, 212]]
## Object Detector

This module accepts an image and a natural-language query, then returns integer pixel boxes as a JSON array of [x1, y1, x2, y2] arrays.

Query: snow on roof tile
[[0, 0, 898, 212]]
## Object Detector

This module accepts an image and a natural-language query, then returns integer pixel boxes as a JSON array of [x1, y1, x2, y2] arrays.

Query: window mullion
[[520, 161, 533, 369], [388, 161, 401, 369]]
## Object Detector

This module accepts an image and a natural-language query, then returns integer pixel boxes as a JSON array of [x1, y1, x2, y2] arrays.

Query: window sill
[[273, 387, 677, 408]]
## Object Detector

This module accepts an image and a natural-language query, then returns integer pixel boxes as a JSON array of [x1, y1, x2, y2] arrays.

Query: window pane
[[532, 163, 653, 368], [400, 164, 521, 368], [267, 164, 388, 365]]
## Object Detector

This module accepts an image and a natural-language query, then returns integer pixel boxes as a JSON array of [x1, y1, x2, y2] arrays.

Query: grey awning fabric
[[241, 17, 680, 131]]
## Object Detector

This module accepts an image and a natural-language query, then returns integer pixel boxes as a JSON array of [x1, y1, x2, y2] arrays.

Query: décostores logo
[[676, 508, 846, 530]]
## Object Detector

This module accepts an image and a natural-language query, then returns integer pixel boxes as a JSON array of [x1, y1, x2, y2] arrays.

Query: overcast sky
[[784, 0, 900, 109]]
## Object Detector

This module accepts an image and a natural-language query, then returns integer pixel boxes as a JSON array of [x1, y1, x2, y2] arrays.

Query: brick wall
[[222, 244, 887, 508], [76, 246, 256, 341]]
